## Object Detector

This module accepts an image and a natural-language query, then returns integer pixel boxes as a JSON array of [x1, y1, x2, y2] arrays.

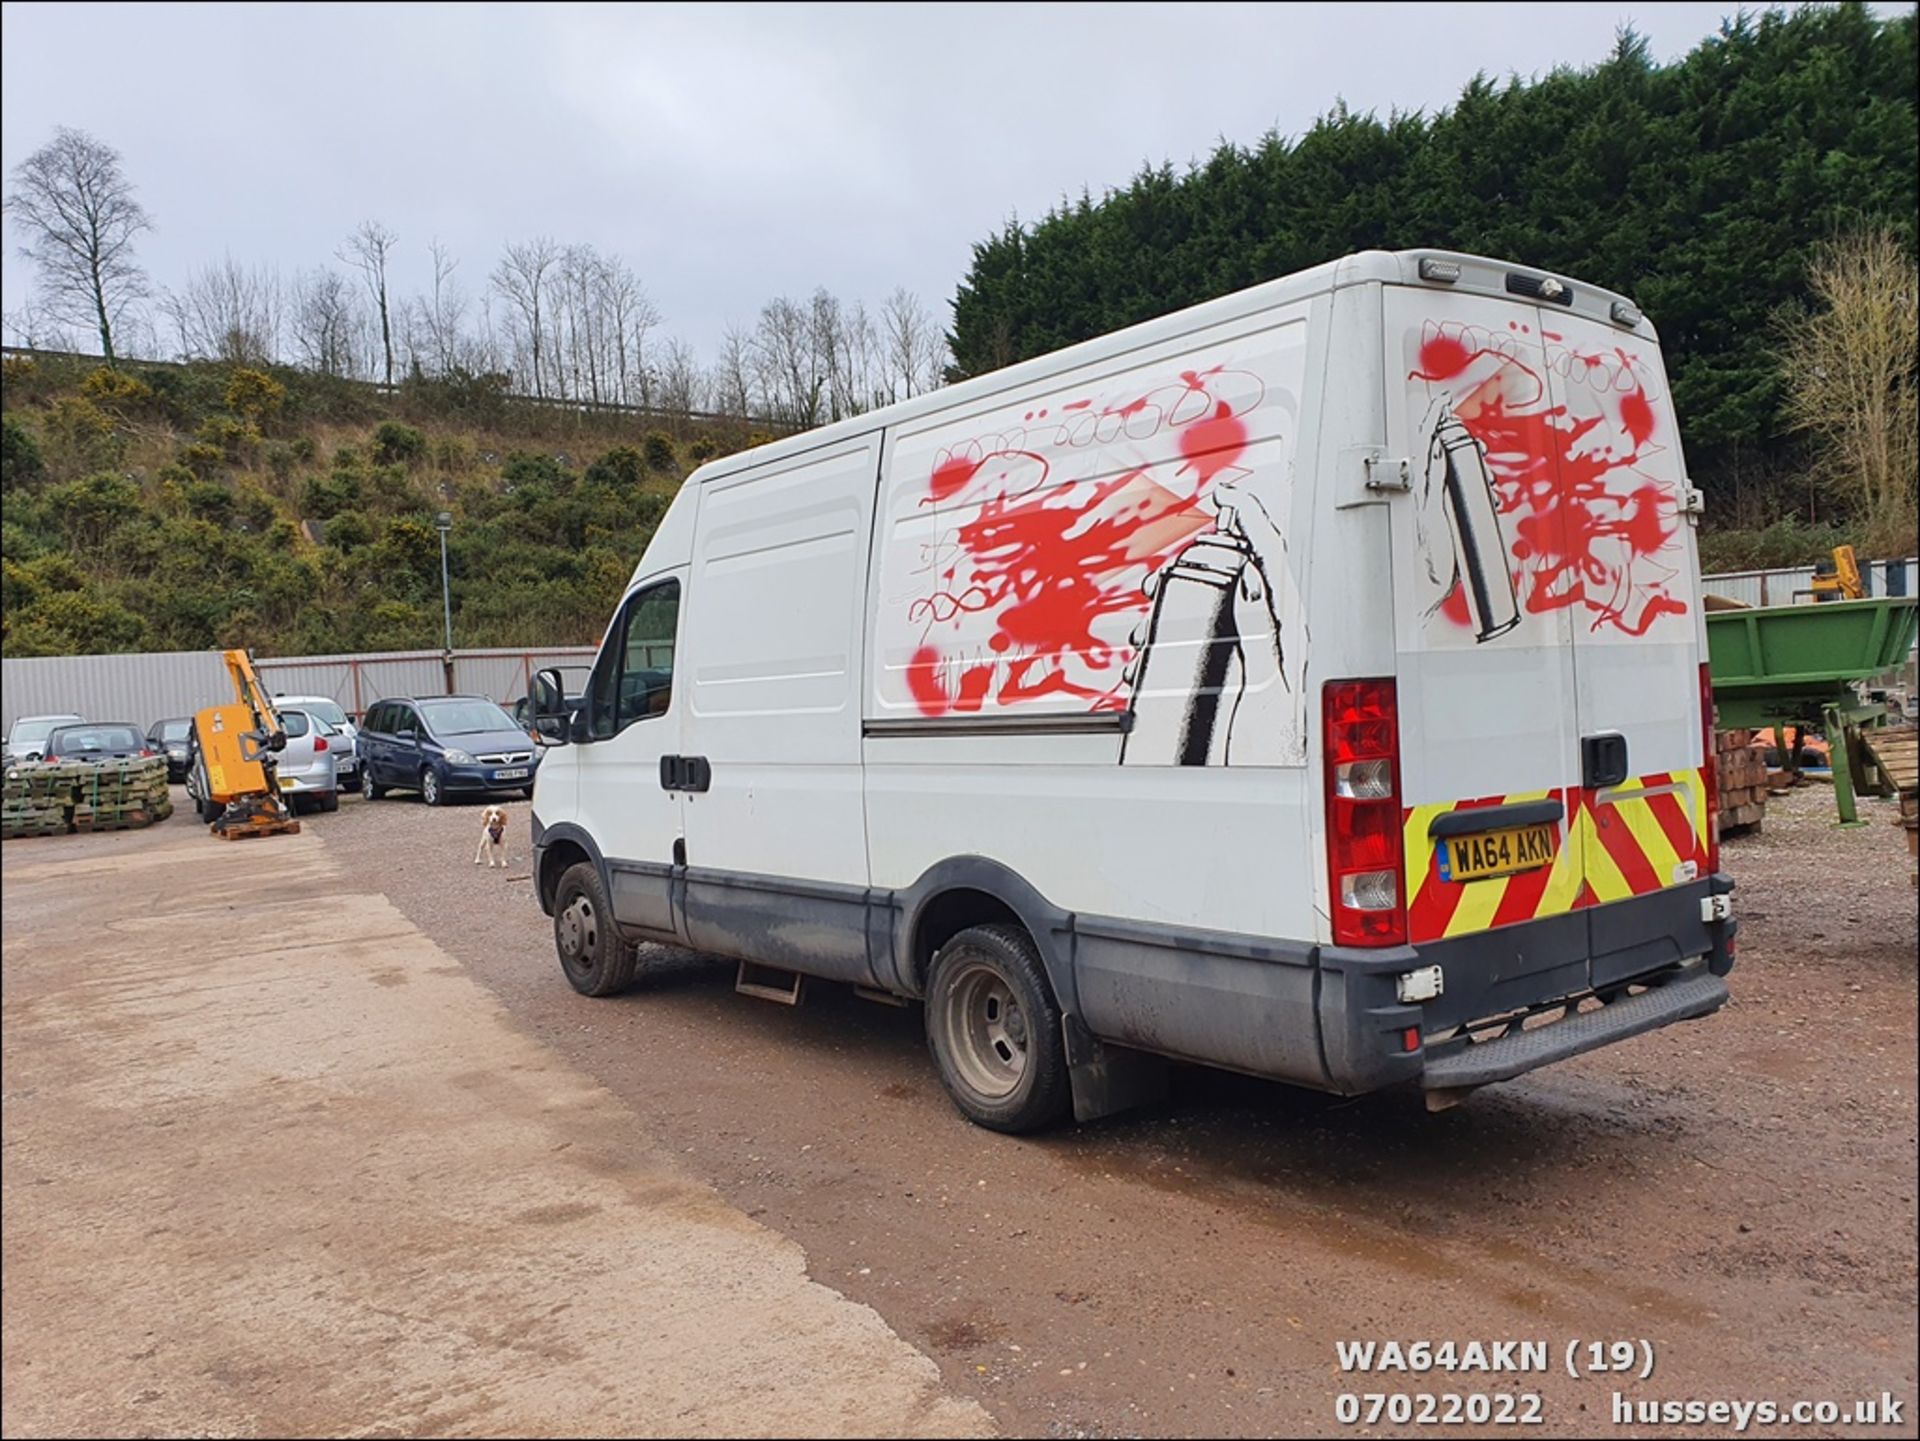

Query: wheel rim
[[423, 771, 438, 804], [558, 894, 598, 973], [940, 960, 1029, 1100]]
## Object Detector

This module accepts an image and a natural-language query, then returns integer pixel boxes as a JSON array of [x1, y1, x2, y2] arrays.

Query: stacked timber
[[2, 756, 173, 840], [1716, 728, 1769, 836]]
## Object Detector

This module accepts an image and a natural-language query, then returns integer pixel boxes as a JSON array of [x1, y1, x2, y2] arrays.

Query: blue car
[[357, 695, 540, 806]]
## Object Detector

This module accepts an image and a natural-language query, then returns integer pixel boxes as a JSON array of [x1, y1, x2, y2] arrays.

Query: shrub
[[301, 470, 362, 520], [79, 366, 155, 413], [225, 368, 287, 426], [685, 436, 719, 464], [196, 413, 261, 462], [177, 442, 228, 480], [1, 415, 46, 492], [584, 445, 645, 489], [184, 480, 235, 524], [42, 396, 125, 476], [264, 440, 300, 484], [371, 420, 427, 467], [641, 430, 676, 473], [431, 435, 471, 474], [334, 444, 360, 469], [502, 452, 573, 491], [290, 436, 316, 463], [47, 473, 142, 549], [232, 482, 278, 534], [324, 510, 372, 552]]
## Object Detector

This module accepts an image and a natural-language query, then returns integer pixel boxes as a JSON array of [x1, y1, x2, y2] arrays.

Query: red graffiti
[[906, 368, 1256, 716], [1414, 326, 1685, 638]]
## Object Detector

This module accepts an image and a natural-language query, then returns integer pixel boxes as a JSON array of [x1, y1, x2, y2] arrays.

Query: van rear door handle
[[1582, 733, 1630, 790]]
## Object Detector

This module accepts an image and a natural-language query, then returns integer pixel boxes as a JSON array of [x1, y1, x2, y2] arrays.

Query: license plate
[[278, 776, 298, 790], [1438, 823, 1558, 883], [494, 767, 529, 781]]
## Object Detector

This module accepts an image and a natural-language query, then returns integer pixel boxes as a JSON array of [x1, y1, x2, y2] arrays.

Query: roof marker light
[[1611, 299, 1643, 329], [1418, 258, 1461, 284]]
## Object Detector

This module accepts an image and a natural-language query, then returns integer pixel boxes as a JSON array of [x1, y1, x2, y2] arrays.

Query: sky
[[0, 1, 1895, 363]]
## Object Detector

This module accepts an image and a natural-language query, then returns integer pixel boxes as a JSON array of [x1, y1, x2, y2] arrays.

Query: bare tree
[[2, 293, 76, 352], [5, 127, 153, 363], [754, 295, 829, 427], [1777, 227, 1920, 552], [655, 336, 706, 415], [599, 254, 661, 406], [881, 288, 942, 404], [492, 237, 560, 398], [339, 220, 398, 387], [290, 266, 360, 377], [416, 237, 467, 377], [710, 325, 756, 421], [164, 255, 282, 365]]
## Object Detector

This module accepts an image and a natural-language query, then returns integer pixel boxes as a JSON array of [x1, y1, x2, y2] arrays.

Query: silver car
[[275, 708, 341, 813], [274, 694, 360, 792], [6, 713, 84, 763]]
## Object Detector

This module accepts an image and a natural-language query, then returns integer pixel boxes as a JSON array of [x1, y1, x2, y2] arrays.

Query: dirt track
[[319, 781, 1917, 1438], [4, 779, 1914, 1438]]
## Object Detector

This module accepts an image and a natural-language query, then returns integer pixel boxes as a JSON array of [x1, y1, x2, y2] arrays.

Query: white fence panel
[[2, 651, 229, 733]]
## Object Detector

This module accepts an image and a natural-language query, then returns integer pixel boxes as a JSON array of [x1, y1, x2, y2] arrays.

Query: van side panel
[[678, 437, 879, 983], [863, 299, 1324, 1071]]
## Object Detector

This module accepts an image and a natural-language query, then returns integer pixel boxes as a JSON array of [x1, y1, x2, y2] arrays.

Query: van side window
[[590, 579, 680, 740]]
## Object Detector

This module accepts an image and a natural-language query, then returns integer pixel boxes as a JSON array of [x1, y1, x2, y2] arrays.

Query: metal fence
[[3, 645, 599, 733], [1700, 557, 1916, 608]]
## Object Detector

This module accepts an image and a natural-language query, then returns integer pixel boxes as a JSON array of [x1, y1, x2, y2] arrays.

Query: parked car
[[146, 717, 196, 782], [184, 707, 339, 819], [273, 694, 361, 792], [527, 247, 1736, 1135], [42, 722, 155, 764], [274, 708, 341, 813], [359, 695, 539, 805], [6, 713, 84, 764]]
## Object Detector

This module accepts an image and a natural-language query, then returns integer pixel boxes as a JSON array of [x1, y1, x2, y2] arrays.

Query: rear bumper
[[1317, 874, 1736, 1095], [1420, 967, 1728, 1093]]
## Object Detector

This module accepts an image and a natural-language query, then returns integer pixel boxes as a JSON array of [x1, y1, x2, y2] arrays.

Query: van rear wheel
[[926, 924, 1070, 1134], [553, 862, 635, 997]]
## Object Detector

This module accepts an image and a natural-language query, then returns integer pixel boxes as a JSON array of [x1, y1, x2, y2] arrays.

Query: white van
[[527, 249, 1735, 1133]]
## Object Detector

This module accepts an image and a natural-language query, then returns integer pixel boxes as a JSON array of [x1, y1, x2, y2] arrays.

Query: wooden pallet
[[1862, 725, 1918, 796]]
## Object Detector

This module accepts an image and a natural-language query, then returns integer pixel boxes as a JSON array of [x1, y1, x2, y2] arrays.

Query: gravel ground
[[305, 781, 1916, 1438]]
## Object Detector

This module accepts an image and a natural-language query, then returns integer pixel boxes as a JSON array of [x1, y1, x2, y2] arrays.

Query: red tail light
[[1323, 678, 1407, 946], [314, 735, 329, 752], [1699, 661, 1720, 875], [138, 747, 156, 758]]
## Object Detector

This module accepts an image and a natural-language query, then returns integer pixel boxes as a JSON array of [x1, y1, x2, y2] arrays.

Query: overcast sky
[[0, 2, 1891, 361]]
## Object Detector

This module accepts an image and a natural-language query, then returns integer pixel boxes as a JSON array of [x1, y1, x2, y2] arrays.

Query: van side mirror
[[531, 666, 573, 746]]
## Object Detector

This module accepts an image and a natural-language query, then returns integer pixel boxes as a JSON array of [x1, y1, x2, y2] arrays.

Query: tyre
[[925, 924, 1070, 1134], [365, 771, 386, 800], [553, 861, 635, 997], [317, 790, 339, 814], [522, 785, 536, 800], [421, 767, 443, 806]]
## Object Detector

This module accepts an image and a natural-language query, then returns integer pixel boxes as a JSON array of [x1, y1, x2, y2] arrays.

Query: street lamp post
[[435, 511, 454, 656]]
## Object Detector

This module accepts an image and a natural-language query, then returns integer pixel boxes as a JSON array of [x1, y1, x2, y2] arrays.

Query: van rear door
[[1383, 283, 1591, 1002], [1539, 309, 1711, 987]]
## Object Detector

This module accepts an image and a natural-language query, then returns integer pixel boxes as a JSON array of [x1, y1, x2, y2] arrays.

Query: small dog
[[474, 805, 510, 868]]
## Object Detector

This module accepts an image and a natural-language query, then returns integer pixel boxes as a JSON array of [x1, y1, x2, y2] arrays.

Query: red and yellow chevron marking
[[1403, 769, 1709, 944]]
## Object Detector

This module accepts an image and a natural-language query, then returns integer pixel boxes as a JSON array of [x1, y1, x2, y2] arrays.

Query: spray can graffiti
[[1120, 528, 1284, 766], [1432, 412, 1521, 643]]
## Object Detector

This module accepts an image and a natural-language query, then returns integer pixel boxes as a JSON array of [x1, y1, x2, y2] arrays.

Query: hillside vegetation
[[0, 354, 756, 657]]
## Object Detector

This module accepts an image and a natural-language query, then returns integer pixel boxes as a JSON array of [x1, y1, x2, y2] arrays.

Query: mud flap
[[1063, 1013, 1168, 1123]]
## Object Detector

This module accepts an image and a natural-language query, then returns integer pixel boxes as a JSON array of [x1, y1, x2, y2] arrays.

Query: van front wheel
[[553, 862, 635, 997], [926, 924, 1070, 1134]]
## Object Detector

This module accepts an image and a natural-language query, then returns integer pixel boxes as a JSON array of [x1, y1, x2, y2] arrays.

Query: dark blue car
[[358, 695, 540, 806]]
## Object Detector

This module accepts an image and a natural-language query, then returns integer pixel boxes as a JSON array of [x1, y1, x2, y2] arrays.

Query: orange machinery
[[193, 648, 300, 840]]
